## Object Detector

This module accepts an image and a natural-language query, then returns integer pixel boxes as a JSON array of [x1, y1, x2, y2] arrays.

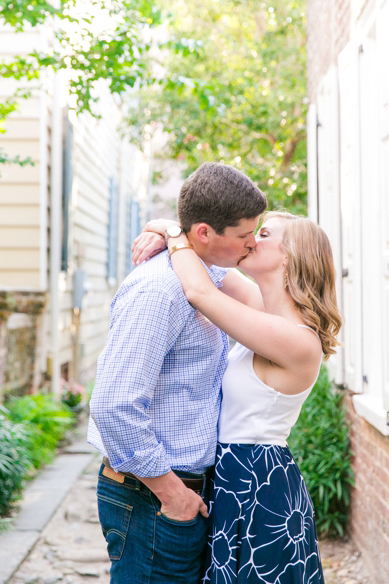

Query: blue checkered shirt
[[88, 250, 229, 477]]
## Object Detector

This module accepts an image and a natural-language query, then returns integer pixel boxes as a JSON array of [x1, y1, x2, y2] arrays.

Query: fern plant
[[6, 394, 75, 468], [0, 412, 31, 516]]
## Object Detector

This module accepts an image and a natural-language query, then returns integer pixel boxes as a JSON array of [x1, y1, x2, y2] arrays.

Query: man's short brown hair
[[178, 162, 267, 234]]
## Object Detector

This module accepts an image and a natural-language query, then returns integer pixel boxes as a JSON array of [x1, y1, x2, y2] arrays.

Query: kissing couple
[[88, 162, 341, 583]]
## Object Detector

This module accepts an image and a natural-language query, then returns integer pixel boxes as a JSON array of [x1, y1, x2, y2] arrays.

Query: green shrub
[[0, 411, 31, 516], [289, 366, 354, 538], [0, 517, 12, 533], [6, 394, 75, 469]]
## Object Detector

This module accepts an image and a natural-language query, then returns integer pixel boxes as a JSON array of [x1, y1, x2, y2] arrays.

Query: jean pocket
[[159, 512, 200, 527], [97, 493, 133, 560]]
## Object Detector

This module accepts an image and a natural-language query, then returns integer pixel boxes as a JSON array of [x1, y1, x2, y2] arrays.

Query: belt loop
[[200, 474, 207, 499]]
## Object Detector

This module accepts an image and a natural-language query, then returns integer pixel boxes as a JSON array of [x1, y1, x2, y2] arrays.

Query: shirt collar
[[167, 252, 226, 289], [201, 259, 226, 288]]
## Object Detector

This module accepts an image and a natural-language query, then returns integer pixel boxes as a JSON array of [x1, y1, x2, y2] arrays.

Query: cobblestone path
[[9, 456, 109, 584]]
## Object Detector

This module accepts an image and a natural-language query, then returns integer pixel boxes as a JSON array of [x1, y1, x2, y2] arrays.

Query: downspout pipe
[[50, 69, 63, 401]]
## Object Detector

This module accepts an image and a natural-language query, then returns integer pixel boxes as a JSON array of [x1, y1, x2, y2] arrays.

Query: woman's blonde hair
[[262, 211, 342, 360]]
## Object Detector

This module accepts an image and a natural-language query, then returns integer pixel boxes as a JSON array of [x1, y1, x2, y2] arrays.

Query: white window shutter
[[377, 0, 389, 410], [316, 66, 344, 386], [338, 39, 363, 393], [307, 103, 318, 223]]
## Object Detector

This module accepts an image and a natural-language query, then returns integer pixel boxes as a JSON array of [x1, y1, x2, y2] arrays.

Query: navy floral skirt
[[202, 443, 324, 584]]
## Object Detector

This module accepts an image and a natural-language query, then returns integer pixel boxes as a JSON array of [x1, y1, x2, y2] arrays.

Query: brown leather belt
[[102, 457, 205, 493]]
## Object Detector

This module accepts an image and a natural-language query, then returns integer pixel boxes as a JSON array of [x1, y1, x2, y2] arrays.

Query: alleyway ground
[[4, 425, 371, 584]]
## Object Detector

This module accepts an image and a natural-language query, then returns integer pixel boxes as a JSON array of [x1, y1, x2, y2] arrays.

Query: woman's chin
[[237, 257, 253, 275]]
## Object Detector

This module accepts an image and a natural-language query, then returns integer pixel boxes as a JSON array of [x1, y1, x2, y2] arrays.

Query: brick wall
[[346, 393, 389, 584], [307, 0, 352, 102]]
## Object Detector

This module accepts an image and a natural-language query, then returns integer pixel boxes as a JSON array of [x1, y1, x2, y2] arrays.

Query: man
[[88, 162, 267, 583]]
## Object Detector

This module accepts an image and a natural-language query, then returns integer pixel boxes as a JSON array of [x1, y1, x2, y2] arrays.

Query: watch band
[[169, 243, 194, 257]]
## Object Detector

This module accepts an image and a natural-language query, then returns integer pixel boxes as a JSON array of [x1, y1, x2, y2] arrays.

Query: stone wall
[[0, 291, 46, 400]]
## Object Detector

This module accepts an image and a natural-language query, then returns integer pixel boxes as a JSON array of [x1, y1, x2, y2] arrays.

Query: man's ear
[[192, 223, 213, 244]]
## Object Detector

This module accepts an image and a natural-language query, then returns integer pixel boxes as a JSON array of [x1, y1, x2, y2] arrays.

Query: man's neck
[[186, 233, 213, 268]]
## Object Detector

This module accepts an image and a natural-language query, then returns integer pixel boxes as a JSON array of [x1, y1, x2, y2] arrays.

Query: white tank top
[[218, 325, 321, 446]]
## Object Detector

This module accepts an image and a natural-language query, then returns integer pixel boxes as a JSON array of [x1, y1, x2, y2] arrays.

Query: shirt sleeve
[[89, 289, 186, 477]]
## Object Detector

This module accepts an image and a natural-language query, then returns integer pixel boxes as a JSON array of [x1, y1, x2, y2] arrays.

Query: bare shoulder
[[289, 325, 322, 384], [295, 325, 322, 359]]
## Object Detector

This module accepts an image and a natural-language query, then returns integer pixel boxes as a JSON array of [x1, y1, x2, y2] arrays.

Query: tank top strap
[[296, 324, 321, 341]]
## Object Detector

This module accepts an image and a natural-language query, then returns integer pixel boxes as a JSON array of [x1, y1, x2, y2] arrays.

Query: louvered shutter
[[316, 66, 344, 385], [61, 118, 73, 272], [338, 40, 364, 393], [377, 0, 389, 410], [107, 177, 119, 285]]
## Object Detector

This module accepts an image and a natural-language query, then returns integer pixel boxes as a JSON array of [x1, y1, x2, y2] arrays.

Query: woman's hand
[[131, 218, 180, 265], [132, 232, 166, 265]]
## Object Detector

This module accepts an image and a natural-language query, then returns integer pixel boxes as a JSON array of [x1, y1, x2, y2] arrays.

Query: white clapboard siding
[[1, 227, 40, 247], [58, 89, 124, 378], [0, 22, 151, 383], [0, 185, 41, 204], [0, 163, 41, 184], [0, 205, 40, 226], [0, 271, 41, 289], [1, 118, 41, 140], [0, 21, 47, 293], [338, 39, 364, 393], [0, 140, 40, 161], [377, 0, 389, 410], [316, 65, 344, 385], [1, 249, 40, 270]]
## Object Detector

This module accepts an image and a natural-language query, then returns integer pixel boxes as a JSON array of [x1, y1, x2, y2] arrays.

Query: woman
[[132, 211, 341, 583]]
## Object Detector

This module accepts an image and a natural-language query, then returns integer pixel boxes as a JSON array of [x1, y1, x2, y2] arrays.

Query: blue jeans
[[97, 464, 209, 584]]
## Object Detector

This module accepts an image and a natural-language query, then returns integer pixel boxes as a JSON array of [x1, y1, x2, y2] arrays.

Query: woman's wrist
[[167, 233, 189, 252], [143, 219, 179, 238]]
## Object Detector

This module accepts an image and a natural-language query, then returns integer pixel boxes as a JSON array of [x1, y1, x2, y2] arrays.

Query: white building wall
[[0, 24, 151, 387], [308, 0, 389, 435]]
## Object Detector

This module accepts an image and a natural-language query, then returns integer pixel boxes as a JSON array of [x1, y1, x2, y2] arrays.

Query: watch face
[[167, 225, 182, 238]]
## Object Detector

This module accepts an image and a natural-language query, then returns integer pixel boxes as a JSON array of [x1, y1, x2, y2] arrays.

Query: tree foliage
[[0, 0, 166, 167], [127, 0, 308, 213], [0, 0, 164, 116], [0, 90, 33, 166], [0, 0, 200, 168]]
